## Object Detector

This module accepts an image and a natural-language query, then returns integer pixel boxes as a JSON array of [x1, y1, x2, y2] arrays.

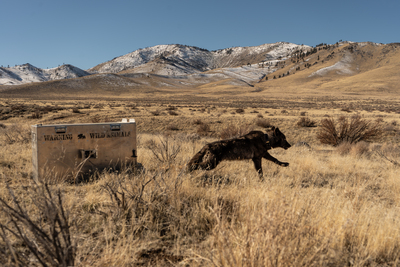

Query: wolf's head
[[265, 127, 291, 150]]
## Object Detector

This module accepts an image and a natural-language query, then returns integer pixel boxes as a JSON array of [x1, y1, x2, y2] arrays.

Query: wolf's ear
[[274, 127, 282, 135], [270, 126, 275, 131]]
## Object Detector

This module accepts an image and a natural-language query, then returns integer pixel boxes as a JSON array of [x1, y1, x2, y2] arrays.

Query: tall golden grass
[[1, 100, 400, 266]]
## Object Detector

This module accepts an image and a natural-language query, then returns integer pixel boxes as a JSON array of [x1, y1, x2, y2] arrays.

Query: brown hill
[[251, 42, 400, 98]]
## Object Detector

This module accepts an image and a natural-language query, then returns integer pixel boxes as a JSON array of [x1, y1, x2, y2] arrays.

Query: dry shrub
[[128, 104, 138, 110], [384, 123, 396, 132], [168, 110, 179, 116], [146, 135, 181, 166], [219, 124, 253, 139], [10, 104, 26, 111], [197, 123, 210, 136], [193, 119, 203, 125], [0, 181, 75, 266], [166, 105, 177, 111], [91, 115, 110, 123], [30, 110, 42, 119], [317, 115, 383, 146], [91, 115, 100, 123], [175, 132, 201, 142], [235, 108, 245, 114], [166, 123, 179, 131], [255, 118, 272, 128], [296, 117, 317, 127], [150, 110, 161, 116], [0, 124, 31, 144]]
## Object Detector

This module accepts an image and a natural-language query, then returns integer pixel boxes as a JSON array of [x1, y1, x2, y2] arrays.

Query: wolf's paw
[[280, 162, 289, 167]]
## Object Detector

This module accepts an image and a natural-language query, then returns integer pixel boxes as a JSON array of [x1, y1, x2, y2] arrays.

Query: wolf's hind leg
[[196, 151, 220, 170]]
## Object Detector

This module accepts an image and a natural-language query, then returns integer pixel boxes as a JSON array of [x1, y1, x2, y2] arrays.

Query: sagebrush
[[317, 115, 383, 146]]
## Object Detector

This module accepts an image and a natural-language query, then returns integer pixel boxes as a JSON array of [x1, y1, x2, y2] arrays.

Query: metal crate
[[32, 119, 137, 181]]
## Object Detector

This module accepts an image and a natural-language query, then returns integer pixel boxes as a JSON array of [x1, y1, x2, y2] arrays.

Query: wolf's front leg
[[252, 157, 263, 177], [263, 152, 289, 167]]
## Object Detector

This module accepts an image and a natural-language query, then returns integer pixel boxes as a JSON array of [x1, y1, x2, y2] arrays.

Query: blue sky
[[1, 0, 399, 70]]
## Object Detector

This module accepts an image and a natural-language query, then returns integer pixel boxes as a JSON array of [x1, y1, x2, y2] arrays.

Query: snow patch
[[309, 53, 354, 77]]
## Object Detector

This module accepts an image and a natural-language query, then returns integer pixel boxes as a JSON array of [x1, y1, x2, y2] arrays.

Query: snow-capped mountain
[[0, 42, 311, 85], [0, 64, 90, 85], [88, 44, 214, 74], [88, 42, 310, 75]]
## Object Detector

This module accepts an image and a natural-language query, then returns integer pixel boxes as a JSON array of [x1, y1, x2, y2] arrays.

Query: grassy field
[[1, 96, 400, 266]]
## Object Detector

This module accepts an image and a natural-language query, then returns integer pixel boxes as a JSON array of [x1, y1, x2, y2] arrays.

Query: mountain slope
[[89, 42, 309, 76], [0, 64, 90, 85], [0, 42, 309, 86], [1, 41, 399, 99], [253, 42, 400, 96]]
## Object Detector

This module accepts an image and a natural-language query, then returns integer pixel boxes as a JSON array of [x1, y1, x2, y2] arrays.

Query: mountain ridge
[[0, 42, 310, 85], [0, 63, 90, 85], [1, 41, 399, 100]]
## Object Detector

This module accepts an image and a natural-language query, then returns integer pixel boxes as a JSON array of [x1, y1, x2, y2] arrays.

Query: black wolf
[[187, 127, 291, 177]]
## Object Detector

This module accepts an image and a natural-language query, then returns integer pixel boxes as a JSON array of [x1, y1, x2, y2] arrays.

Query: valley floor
[[1, 95, 400, 266]]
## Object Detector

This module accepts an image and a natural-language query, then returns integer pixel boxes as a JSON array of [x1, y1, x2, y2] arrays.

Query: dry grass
[[1, 42, 400, 265], [1, 97, 400, 266]]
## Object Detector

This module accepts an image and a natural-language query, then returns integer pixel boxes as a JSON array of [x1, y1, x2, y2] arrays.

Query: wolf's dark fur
[[187, 127, 291, 177]]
